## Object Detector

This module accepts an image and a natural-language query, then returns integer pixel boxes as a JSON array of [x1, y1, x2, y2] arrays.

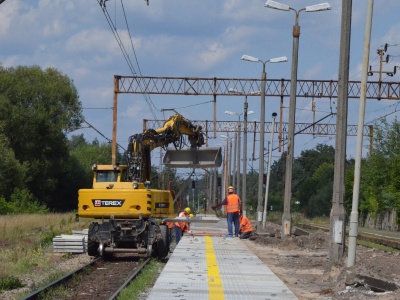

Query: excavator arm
[[126, 114, 205, 182]]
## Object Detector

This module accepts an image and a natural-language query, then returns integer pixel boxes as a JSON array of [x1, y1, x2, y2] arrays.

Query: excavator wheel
[[87, 222, 100, 257], [156, 224, 169, 259], [147, 244, 153, 257], [87, 240, 99, 257]]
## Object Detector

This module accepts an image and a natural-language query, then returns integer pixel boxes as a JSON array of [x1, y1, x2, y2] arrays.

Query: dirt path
[[245, 225, 400, 299]]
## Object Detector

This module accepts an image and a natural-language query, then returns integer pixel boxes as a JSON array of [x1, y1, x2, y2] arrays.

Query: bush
[[0, 188, 49, 215], [0, 197, 13, 214], [0, 276, 24, 291]]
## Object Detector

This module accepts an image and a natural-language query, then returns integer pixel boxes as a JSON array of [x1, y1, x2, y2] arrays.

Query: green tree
[[244, 169, 260, 214], [354, 118, 400, 223], [305, 162, 334, 217], [0, 129, 28, 199], [0, 65, 83, 209], [69, 135, 114, 189], [267, 144, 336, 217]]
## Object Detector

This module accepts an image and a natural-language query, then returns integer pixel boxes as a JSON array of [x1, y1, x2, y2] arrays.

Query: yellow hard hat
[[228, 186, 234, 190], [189, 214, 194, 218], [184, 207, 191, 214]]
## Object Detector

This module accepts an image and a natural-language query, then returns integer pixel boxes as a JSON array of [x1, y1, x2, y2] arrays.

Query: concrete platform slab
[[147, 218, 297, 300]]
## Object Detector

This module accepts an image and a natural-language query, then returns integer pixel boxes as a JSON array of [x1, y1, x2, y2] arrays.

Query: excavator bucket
[[163, 147, 222, 168]]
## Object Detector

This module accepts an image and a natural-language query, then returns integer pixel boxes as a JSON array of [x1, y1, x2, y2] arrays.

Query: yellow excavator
[[78, 114, 221, 259]]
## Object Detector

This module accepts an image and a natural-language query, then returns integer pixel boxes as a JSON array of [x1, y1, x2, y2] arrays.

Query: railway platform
[[147, 217, 298, 300]]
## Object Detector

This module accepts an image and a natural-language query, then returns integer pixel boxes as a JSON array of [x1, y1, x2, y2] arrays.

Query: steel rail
[[109, 257, 152, 300], [298, 223, 400, 250], [21, 257, 102, 300], [21, 256, 152, 300]]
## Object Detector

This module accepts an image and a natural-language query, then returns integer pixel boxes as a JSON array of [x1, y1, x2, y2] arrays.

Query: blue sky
[[1, 0, 400, 172]]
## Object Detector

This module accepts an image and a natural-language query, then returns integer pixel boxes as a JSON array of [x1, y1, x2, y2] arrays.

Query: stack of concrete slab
[[53, 229, 88, 253]]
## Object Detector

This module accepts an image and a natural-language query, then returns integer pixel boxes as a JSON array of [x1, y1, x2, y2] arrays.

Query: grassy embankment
[[0, 213, 165, 299], [0, 213, 92, 297]]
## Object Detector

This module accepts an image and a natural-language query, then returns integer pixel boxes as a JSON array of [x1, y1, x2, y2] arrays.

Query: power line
[[119, 0, 159, 120], [70, 113, 126, 152], [96, 0, 159, 122]]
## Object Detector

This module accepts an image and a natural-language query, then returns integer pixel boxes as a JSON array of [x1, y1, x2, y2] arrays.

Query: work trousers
[[227, 212, 240, 236], [174, 226, 183, 244]]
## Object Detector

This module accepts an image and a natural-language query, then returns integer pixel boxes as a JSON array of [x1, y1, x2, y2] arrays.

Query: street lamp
[[264, 0, 331, 237], [263, 112, 277, 229], [241, 54, 287, 227]]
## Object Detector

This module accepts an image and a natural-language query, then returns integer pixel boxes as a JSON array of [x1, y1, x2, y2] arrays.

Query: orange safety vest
[[175, 211, 189, 232], [166, 222, 174, 229], [226, 193, 240, 213], [240, 216, 253, 233]]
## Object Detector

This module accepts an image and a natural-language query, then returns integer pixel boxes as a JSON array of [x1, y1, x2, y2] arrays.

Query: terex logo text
[[92, 200, 125, 207]]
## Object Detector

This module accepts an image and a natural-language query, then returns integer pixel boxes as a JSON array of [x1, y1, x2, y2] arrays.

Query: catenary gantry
[[115, 75, 400, 99], [111, 76, 398, 162]]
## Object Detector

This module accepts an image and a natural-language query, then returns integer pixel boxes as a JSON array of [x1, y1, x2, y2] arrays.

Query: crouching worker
[[239, 214, 253, 239], [174, 207, 191, 244]]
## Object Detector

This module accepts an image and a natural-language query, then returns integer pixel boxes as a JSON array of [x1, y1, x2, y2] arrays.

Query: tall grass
[[0, 213, 90, 246], [0, 212, 93, 296]]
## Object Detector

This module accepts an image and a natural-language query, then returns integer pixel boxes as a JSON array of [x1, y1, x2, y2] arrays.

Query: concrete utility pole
[[263, 112, 277, 228], [330, 0, 352, 263], [227, 89, 256, 216], [232, 132, 237, 188], [236, 117, 241, 198], [225, 110, 244, 197], [242, 97, 249, 216], [214, 168, 218, 205], [348, 0, 374, 268]]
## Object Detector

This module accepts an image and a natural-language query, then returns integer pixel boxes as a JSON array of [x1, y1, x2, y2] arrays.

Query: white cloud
[[304, 62, 325, 79], [121, 104, 145, 118], [65, 29, 119, 54], [381, 23, 400, 48], [0, 1, 23, 36], [199, 43, 233, 69], [221, 0, 267, 22], [43, 19, 64, 37], [81, 86, 113, 108]]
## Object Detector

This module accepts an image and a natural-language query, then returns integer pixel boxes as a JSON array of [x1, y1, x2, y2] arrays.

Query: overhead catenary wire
[[119, 0, 160, 123], [97, 0, 160, 124], [97, 0, 215, 129]]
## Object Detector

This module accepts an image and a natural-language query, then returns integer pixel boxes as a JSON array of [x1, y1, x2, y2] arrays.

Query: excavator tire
[[87, 222, 100, 257], [87, 240, 99, 257], [157, 224, 169, 259]]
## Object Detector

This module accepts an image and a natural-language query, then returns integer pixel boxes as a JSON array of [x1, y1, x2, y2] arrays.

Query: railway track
[[21, 256, 152, 300], [297, 223, 400, 250]]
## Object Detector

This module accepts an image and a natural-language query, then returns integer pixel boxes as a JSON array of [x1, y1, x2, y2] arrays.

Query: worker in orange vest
[[174, 207, 191, 244], [239, 214, 253, 239], [212, 186, 241, 238]]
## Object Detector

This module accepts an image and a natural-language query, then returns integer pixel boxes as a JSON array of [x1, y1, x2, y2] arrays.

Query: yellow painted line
[[205, 235, 225, 300]]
